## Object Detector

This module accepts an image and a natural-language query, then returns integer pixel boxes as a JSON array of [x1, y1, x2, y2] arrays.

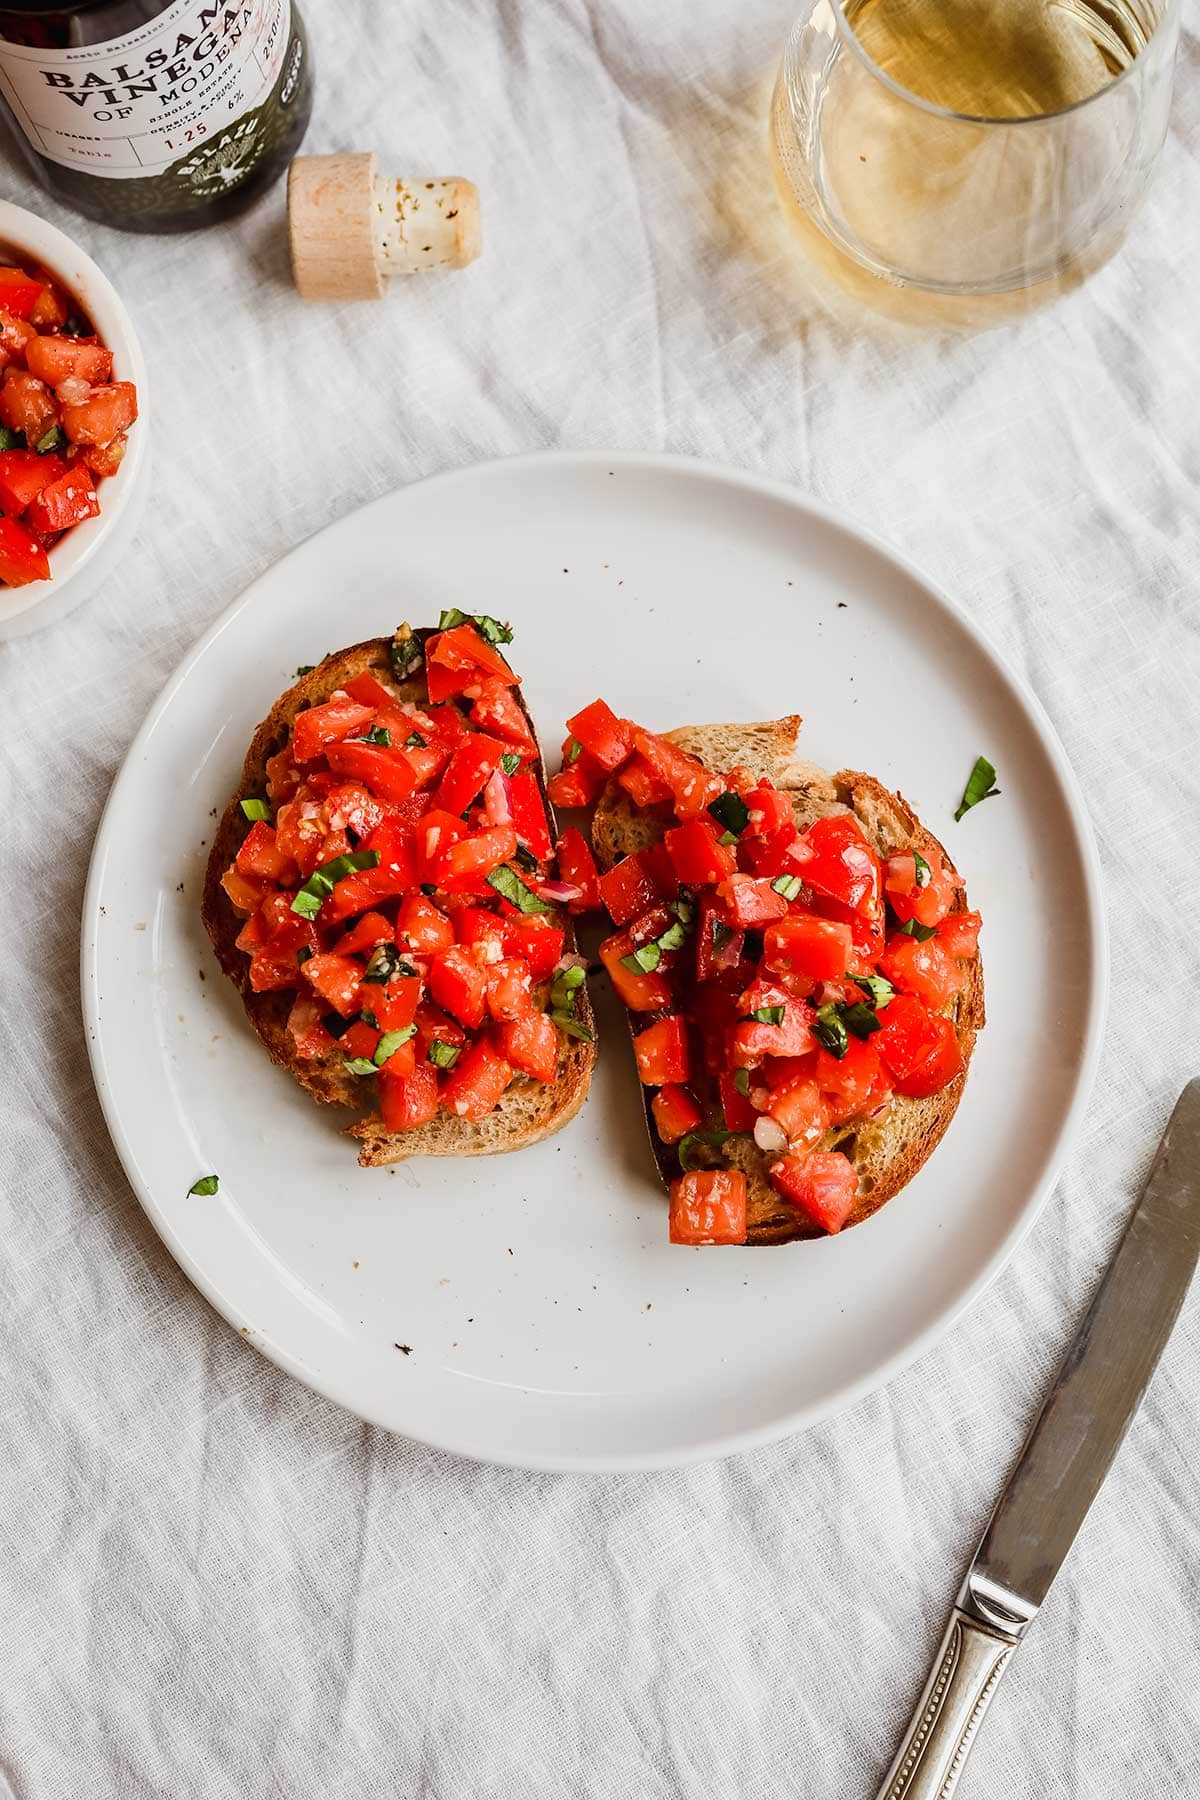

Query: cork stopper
[[287, 152, 482, 301]]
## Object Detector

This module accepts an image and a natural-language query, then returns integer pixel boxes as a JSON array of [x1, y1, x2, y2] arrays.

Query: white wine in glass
[[770, 0, 1180, 324]]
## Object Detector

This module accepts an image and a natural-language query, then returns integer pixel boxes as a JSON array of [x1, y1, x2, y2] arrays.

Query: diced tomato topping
[[286, 994, 335, 1061], [762, 913, 853, 983], [814, 1036, 885, 1123], [322, 820, 416, 924], [332, 911, 394, 956], [633, 1016, 691, 1085], [0, 312, 36, 367], [83, 431, 128, 479], [729, 984, 815, 1066], [24, 334, 113, 386], [891, 1014, 964, 1097], [0, 515, 50, 586], [508, 772, 552, 861], [769, 1153, 858, 1234], [487, 958, 534, 1021], [60, 379, 137, 447], [935, 910, 982, 959], [440, 1037, 514, 1120], [323, 740, 418, 803], [715, 873, 788, 927], [599, 852, 659, 927], [879, 934, 964, 1010], [503, 914, 564, 980], [494, 1011, 560, 1083], [632, 729, 724, 819], [565, 698, 634, 772], [652, 1082, 704, 1144], [547, 754, 606, 810], [690, 984, 740, 1076], [453, 904, 509, 955], [291, 699, 373, 764], [555, 827, 601, 913], [396, 893, 455, 954], [434, 733, 508, 815], [665, 818, 737, 886], [669, 1170, 747, 1246], [234, 820, 294, 883], [876, 994, 943, 1081], [768, 1078, 829, 1148], [415, 809, 466, 883], [469, 677, 535, 747], [788, 814, 882, 919], [0, 267, 43, 317], [427, 623, 519, 687], [370, 975, 422, 1033], [379, 1061, 440, 1131], [0, 448, 63, 514], [694, 893, 746, 985], [616, 753, 673, 808], [341, 1018, 382, 1062], [429, 945, 488, 1029], [26, 460, 100, 533], [718, 1069, 758, 1132], [322, 781, 387, 841], [302, 953, 363, 1017], [413, 1002, 466, 1057], [340, 671, 396, 710], [220, 865, 270, 916], [744, 782, 795, 839], [0, 367, 56, 441], [600, 928, 673, 1011], [431, 824, 518, 891], [888, 845, 956, 928]]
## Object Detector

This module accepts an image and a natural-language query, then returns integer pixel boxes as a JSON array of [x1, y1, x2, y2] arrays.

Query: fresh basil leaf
[[438, 607, 467, 631], [677, 1129, 747, 1173], [351, 725, 391, 747], [717, 831, 738, 847], [61, 314, 89, 338], [35, 423, 66, 455], [295, 664, 316, 677], [549, 965, 586, 1012], [374, 1024, 418, 1066], [322, 1012, 351, 1038], [620, 942, 662, 975], [296, 945, 313, 966], [670, 897, 696, 928], [814, 1003, 849, 1059], [500, 752, 522, 775], [420, 883, 437, 897], [0, 426, 23, 450], [745, 1004, 785, 1026], [852, 972, 895, 1009], [359, 1010, 380, 1030], [954, 755, 1000, 822], [344, 1057, 378, 1076], [389, 626, 422, 683], [898, 918, 938, 942], [362, 942, 401, 984], [437, 607, 513, 646], [841, 1001, 882, 1039], [733, 1068, 751, 1097], [188, 1174, 219, 1196], [404, 732, 427, 749], [564, 737, 583, 765], [708, 791, 750, 836], [514, 845, 540, 874], [771, 874, 803, 901], [551, 1011, 594, 1042], [240, 797, 271, 822], [428, 1039, 462, 1069], [486, 863, 555, 914], [912, 850, 932, 889], [654, 920, 688, 954], [290, 849, 380, 919]]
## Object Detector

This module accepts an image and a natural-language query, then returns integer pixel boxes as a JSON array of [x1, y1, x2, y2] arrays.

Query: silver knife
[[876, 1078, 1200, 1800]]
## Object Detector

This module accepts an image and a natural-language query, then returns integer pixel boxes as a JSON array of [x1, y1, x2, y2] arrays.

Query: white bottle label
[[0, 0, 292, 181]]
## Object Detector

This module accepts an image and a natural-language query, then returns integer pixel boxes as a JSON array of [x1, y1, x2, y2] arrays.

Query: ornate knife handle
[[875, 1607, 1020, 1800]]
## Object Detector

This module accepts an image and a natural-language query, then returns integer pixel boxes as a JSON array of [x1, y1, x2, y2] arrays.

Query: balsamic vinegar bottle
[[0, 0, 312, 233]]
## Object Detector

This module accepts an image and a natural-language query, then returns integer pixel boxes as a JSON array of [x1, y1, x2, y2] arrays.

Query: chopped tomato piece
[[430, 824, 518, 891], [286, 994, 335, 1061], [547, 754, 606, 810], [220, 864, 270, 916], [815, 1037, 885, 1123], [487, 958, 534, 1021], [665, 818, 737, 886], [322, 781, 387, 841], [60, 379, 137, 447], [875, 994, 942, 1081], [370, 975, 421, 1033], [599, 852, 658, 927], [599, 928, 673, 1011], [787, 814, 881, 919], [453, 905, 508, 956], [340, 671, 396, 710], [494, 1011, 559, 1083], [83, 431, 128, 479], [291, 698, 374, 764], [27, 462, 99, 534], [234, 820, 295, 883], [744, 782, 795, 839], [652, 1083, 704, 1144], [235, 909, 270, 953], [888, 845, 956, 928], [24, 334, 113, 386], [428, 945, 488, 1029], [415, 808, 467, 882], [729, 983, 815, 1066], [695, 893, 746, 985], [769, 1153, 858, 1234], [503, 914, 564, 980], [716, 873, 789, 927], [413, 1001, 466, 1057], [879, 934, 964, 1010], [332, 911, 394, 956], [396, 893, 455, 955], [0, 448, 63, 514], [248, 934, 310, 993], [427, 622, 518, 687], [935, 910, 982, 959], [669, 1170, 747, 1246], [0, 367, 56, 441], [768, 1078, 829, 1147], [763, 1052, 816, 1090], [892, 1014, 964, 1097], [322, 818, 416, 922], [555, 827, 601, 912], [633, 1016, 691, 1085], [632, 728, 724, 819], [616, 753, 673, 808], [690, 984, 740, 1076], [469, 676, 535, 747], [341, 1018, 382, 1062], [434, 733, 508, 815], [379, 1061, 440, 1131], [440, 1036, 514, 1120], [302, 952, 363, 1017], [324, 739, 419, 803], [565, 698, 634, 772], [0, 268, 43, 317], [28, 282, 68, 329], [509, 772, 552, 861], [718, 1069, 757, 1132], [762, 913, 853, 982]]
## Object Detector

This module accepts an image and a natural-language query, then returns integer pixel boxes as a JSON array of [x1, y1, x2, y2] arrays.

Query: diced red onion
[[483, 767, 512, 826], [535, 879, 583, 904], [56, 376, 91, 406], [754, 1115, 788, 1153]]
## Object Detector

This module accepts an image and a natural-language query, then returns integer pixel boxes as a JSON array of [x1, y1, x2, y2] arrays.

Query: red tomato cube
[[24, 334, 113, 386], [888, 845, 956, 928], [814, 1036, 884, 1123], [633, 1016, 690, 1085], [235, 820, 294, 883], [879, 935, 964, 1010], [788, 815, 881, 918], [427, 622, 518, 686], [371, 976, 421, 1033], [434, 734, 509, 815], [0, 514, 50, 585], [469, 677, 535, 747], [599, 928, 673, 1012], [547, 754, 606, 810], [487, 958, 534, 1021], [333, 911, 395, 956], [428, 946, 488, 1029], [565, 698, 634, 772], [762, 913, 853, 982], [503, 914, 565, 981], [221, 864, 270, 916], [0, 267, 44, 317], [632, 729, 724, 819], [716, 873, 789, 927], [665, 818, 737, 886], [875, 994, 942, 1081], [291, 699, 374, 764], [889, 1011, 963, 1097], [379, 1062, 440, 1131], [669, 1170, 747, 1246], [616, 753, 673, 808], [286, 994, 335, 1061], [935, 910, 982, 959], [431, 824, 518, 891], [494, 1011, 559, 1083], [598, 852, 659, 926], [769, 1153, 858, 1233], [302, 953, 364, 1017], [768, 1079, 829, 1148], [0, 448, 63, 515], [651, 1082, 703, 1144], [555, 826, 601, 912], [508, 772, 552, 862], [26, 461, 100, 534], [718, 1069, 758, 1132], [396, 893, 455, 955], [60, 379, 137, 447], [439, 1037, 514, 1120]]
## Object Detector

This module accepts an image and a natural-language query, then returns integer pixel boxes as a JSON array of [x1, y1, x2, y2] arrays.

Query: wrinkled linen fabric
[[2, 3, 1199, 1796]]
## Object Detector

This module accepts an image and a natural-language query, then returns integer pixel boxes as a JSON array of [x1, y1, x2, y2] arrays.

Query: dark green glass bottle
[[0, 0, 312, 232]]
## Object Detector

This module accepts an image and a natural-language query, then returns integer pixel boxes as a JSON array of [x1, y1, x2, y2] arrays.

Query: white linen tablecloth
[[2, 3, 1199, 1795]]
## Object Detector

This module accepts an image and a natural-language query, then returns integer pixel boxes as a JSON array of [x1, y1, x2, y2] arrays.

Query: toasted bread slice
[[202, 634, 595, 1168], [592, 718, 984, 1244]]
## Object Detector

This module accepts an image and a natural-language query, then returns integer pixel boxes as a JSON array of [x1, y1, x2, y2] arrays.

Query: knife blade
[[876, 1078, 1200, 1800]]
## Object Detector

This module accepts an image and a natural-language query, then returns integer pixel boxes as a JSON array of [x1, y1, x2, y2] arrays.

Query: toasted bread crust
[[591, 719, 983, 1244], [202, 635, 595, 1167]]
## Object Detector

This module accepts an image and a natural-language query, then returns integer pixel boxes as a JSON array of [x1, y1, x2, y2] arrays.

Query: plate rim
[[81, 449, 1109, 1471]]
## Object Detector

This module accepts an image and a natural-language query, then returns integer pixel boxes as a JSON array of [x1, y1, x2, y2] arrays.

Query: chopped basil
[[61, 314, 89, 337], [771, 874, 803, 901], [374, 1024, 418, 1066], [500, 752, 522, 775], [437, 607, 513, 645], [955, 755, 1000, 822], [359, 1010, 380, 1030], [389, 625, 423, 683], [912, 850, 932, 889], [351, 725, 391, 747], [814, 1003, 849, 1059], [296, 945, 313, 966], [420, 883, 437, 897], [240, 796, 271, 822], [745, 1004, 785, 1026], [0, 426, 22, 450], [290, 849, 380, 919], [486, 863, 555, 914], [188, 1174, 219, 1196], [362, 942, 401, 984], [322, 1012, 351, 1038], [620, 942, 662, 975], [733, 1068, 751, 1097], [677, 1129, 745, 1173], [428, 1039, 462, 1069], [655, 919, 688, 954], [404, 732, 427, 749], [564, 737, 583, 765], [344, 1057, 377, 1076], [841, 1001, 882, 1040], [549, 965, 587, 1013], [852, 972, 895, 1009], [671, 897, 696, 928], [897, 918, 938, 942], [711, 919, 735, 953], [552, 1012, 594, 1042], [295, 664, 316, 677], [513, 845, 540, 874], [717, 831, 738, 847], [708, 791, 750, 836], [35, 423, 65, 455]]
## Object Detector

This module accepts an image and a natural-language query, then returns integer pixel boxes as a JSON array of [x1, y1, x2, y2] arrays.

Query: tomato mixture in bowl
[[0, 256, 138, 587]]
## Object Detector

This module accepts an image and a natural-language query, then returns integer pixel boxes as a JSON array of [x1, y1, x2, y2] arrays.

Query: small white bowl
[[0, 200, 150, 640]]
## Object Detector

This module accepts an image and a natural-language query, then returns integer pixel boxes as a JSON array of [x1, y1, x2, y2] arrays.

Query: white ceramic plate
[[82, 453, 1106, 1471]]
